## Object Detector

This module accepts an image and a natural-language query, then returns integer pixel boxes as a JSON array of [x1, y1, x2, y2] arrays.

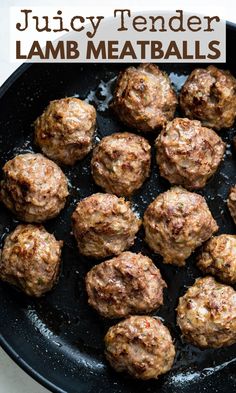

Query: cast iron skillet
[[0, 22, 236, 393]]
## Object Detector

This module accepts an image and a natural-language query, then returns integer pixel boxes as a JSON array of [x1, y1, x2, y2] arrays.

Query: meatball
[[177, 276, 236, 348], [227, 185, 236, 224], [35, 97, 96, 165], [197, 235, 236, 284], [180, 66, 236, 130], [72, 193, 141, 259], [156, 118, 225, 189], [85, 252, 166, 318], [91, 132, 151, 196], [0, 153, 68, 223], [111, 64, 177, 132], [0, 224, 63, 297], [143, 187, 218, 266], [104, 316, 175, 379]]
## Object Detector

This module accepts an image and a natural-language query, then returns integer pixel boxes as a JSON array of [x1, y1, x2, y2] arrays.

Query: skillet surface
[[0, 23, 236, 393]]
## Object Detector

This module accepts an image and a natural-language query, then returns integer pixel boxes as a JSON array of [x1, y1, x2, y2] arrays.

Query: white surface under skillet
[[0, 348, 49, 393]]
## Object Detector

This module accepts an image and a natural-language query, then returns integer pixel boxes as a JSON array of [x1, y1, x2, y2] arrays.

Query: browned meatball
[[156, 118, 225, 189], [0, 153, 68, 223], [91, 132, 151, 196], [0, 224, 63, 297], [143, 187, 218, 266], [35, 97, 96, 165], [85, 252, 166, 318], [111, 64, 177, 132], [197, 235, 236, 284], [177, 276, 236, 348], [227, 185, 236, 224], [72, 193, 141, 259], [104, 316, 175, 379], [180, 66, 236, 130]]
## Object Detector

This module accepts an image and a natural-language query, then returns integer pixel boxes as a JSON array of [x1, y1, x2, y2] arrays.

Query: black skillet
[[0, 22, 236, 393]]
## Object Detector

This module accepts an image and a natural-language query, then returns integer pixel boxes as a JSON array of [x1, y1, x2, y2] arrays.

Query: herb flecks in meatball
[[180, 66, 236, 130], [111, 64, 177, 132], [197, 234, 236, 284], [156, 118, 225, 189], [35, 97, 96, 165], [0, 153, 68, 223], [86, 251, 166, 318], [104, 316, 175, 379], [72, 193, 141, 259], [143, 187, 218, 266], [0, 224, 63, 297], [177, 276, 236, 348], [91, 132, 151, 196]]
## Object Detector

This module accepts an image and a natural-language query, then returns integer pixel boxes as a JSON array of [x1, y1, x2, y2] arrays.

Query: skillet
[[0, 21, 236, 393]]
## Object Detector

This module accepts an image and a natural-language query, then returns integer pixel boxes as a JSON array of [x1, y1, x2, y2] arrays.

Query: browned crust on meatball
[[180, 66, 236, 130], [72, 193, 141, 259], [85, 251, 166, 318], [227, 185, 236, 224], [35, 97, 96, 165], [0, 224, 63, 297], [143, 187, 218, 266], [177, 276, 236, 348], [111, 64, 177, 132], [91, 132, 151, 196], [104, 316, 175, 379], [197, 234, 236, 284], [0, 153, 69, 223], [156, 118, 225, 189]]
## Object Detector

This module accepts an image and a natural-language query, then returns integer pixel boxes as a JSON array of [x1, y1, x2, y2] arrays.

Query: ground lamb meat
[[0, 224, 63, 297], [72, 193, 141, 259], [227, 185, 236, 224], [85, 251, 166, 318], [91, 132, 151, 196], [111, 63, 177, 132], [197, 234, 236, 284], [156, 118, 225, 189], [35, 97, 96, 165], [104, 315, 175, 379], [143, 187, 218, 266], [0, 153, 68, 223], [177, 276, 236, 348], [180, 66, 236, 130]]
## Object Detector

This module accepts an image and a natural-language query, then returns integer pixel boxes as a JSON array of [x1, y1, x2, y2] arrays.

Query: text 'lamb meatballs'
[[0, 153, 68, 223], [91, 132, 151, 196], [180, 65, 236, 130], [227, 185, 236, 224], [111, 64, 177, 132], [156, 118, 225, 189], [197, 235, 236, 284], [72, 193, 141, 259], [104, 316, 175, 380], [35, 97, 96, 165], [177, 276, 236, 348], [0, 224, 63, 297], [143, 187, 218, 266], [85, 251, 166, 318]]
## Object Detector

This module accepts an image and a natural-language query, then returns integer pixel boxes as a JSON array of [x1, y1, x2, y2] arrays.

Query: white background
[[0, 0, 236, 392]]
